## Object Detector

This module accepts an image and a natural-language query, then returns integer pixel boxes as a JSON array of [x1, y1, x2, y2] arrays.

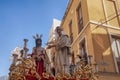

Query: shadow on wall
[[92, 32, 113, 72]]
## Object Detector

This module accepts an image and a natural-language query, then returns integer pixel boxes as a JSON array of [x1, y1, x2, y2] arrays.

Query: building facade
[[60, 0, 120, 80], [46, 19, 61, 74], [47, 18, 61, 62], [0, 76, 8, 80]]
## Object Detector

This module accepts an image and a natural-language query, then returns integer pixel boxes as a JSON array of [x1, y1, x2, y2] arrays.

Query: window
[[111, 35, 120, 72], [76, 3, 83, 33], [69, 20, 73, 44], [79, 38, 88, 65]]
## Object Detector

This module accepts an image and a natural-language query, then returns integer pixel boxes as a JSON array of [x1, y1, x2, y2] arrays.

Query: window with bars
[[79, 39, 88, 65], [69, 20, 73, 44], [76, 3, 83, 34]]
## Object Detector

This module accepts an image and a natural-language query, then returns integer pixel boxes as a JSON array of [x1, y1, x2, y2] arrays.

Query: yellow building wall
[[61, 0, 91, 56], [118, 0, 120, 9], [87, 0, 106, 22], [91, 25, 116, 72], [87, 0, 120, 27], [87, 0, 120, 73], [104, 0, 120, 27], [61, 0, 120, 79], [98, 72, 120, 80]]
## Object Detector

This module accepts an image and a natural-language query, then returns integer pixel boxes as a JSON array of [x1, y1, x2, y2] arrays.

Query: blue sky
[[0, 0, 69, 76]]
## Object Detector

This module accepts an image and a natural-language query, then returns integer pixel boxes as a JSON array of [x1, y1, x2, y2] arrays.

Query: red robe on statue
[[35, 54, 45, 76], [25, 69, 36, 80], [26, 53, 46, 80], [31, 47, 47, 80]]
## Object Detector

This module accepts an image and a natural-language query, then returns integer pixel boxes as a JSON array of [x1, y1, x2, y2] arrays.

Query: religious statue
[[31, 34, 49, 77], [47, 26, 71, 75]]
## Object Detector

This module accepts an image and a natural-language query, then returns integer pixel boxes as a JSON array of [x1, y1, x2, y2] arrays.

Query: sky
[[0, 0, 69, 76]]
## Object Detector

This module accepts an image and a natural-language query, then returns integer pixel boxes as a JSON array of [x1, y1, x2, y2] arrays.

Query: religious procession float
[[9, 34, 99, 80]]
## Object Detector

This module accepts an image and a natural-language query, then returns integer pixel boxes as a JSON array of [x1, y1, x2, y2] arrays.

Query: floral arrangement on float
[[9, 38, 99, 80], [42, 55, 99, 80], [9, 54, 99, 80]]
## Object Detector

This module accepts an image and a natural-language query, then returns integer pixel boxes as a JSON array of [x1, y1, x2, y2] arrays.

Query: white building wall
[[48, 18, 61, 62], [49, 18, 61, 41], [0, 76, 8, 80]]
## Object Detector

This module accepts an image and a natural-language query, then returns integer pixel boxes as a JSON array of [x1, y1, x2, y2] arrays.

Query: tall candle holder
[[23, 39, 29, 58]]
